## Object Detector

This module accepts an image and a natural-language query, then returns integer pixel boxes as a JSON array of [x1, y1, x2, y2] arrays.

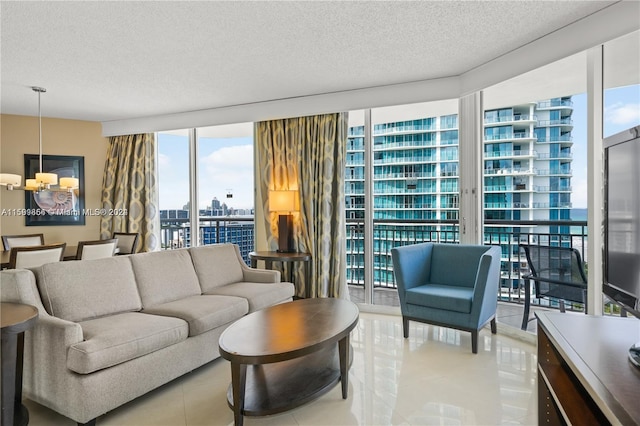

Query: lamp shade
[[24, 179, 39, 191], [59, 177, 79, 189], [269, 190, 299, 212], [0, 173, 21, 187], [36, 172, 58, 185]]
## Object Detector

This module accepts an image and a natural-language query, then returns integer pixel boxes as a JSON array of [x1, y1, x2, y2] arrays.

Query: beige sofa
[[0, 244, 294, 425]]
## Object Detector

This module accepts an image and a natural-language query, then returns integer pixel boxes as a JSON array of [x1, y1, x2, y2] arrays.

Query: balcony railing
[[160, 216, 255, 263], [162, 216, 599, 314], [537, 99, 574, 109], [345, 218, 589, 312]]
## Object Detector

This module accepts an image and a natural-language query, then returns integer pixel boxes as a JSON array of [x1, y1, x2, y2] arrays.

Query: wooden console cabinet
[[536, 312, 640, 425]]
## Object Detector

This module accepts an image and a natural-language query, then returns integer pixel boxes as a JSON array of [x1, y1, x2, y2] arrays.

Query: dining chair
[[76, 238, 118, 260], [519, 244, 588, 330], [8, 242, 66, 269], [2, 233, 45, 250], [112, 232, 140, 255]]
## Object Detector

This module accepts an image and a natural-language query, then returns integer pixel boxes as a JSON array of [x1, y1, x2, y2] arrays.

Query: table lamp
[[269, 190, 299, 253]]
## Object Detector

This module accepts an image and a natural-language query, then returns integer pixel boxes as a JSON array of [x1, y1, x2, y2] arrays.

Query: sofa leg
[[471, 330, 478, 354], [490, 318, 497, 334], [402, 317, 409, 338], [78, 419, 96, 426]]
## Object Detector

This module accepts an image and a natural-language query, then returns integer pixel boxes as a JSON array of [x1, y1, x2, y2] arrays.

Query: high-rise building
[[345, 97, 574, 289]]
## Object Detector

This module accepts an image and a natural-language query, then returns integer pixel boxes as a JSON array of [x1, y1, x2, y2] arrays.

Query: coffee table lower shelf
[[227, 345, 351, 416]]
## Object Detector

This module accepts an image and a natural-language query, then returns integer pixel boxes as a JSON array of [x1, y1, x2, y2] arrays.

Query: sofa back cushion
[[34, 256, 141, 322], [189, 244, 244, 292], [429, 244, 492, 288], [130, 249, 202, 307]]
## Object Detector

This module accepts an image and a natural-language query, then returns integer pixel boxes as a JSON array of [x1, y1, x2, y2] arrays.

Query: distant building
[[345, 96, 574, 290]]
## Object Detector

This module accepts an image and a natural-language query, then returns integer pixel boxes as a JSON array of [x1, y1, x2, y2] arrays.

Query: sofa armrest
[[0, 269, 46, 309], [242, 267, 281, 283]]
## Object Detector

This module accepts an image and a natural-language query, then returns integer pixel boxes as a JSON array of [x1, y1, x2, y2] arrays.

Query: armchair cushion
[[405, 284, 473, 313]]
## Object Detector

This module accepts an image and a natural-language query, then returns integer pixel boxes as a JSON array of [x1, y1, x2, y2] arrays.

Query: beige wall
[[0, 114, 108, 246]]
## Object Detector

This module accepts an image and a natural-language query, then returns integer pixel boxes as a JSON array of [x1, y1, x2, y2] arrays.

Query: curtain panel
[[256, 113, 348, 299], [99, 133, 159, 252]]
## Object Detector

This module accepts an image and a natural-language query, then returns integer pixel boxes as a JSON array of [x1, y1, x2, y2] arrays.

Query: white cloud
[[199, 145, 254, 209], [604, 102, 640, 125], [157, 152, 170, 168]]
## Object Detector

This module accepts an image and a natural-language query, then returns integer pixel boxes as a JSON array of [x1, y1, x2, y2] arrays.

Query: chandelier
[[0, 87, 78, 192]]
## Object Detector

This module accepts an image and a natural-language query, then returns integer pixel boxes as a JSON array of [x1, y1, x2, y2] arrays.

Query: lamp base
[[277, 214, 295, 253]]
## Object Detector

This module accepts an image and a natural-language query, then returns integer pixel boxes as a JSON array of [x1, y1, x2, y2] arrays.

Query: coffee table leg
[[230, 362, 247, 426], [338, 335, 349, 399]]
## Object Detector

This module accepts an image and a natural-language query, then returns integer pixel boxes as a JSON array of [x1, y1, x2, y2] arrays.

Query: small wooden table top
[[248, 251, 311, 263], [1, 302, 38, 334]]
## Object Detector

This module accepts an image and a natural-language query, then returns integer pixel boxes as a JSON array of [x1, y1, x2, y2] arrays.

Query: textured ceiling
[[0, 1, 617, 123]]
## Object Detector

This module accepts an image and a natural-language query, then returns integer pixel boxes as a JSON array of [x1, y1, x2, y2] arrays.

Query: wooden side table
[[1, 302, 38, 426], [249, 251, 311, 298]]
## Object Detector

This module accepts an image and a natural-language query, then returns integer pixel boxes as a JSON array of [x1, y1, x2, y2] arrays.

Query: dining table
[[0, 245, 79, 269]]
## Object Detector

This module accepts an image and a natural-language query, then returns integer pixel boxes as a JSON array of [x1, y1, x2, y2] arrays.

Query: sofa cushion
[[142, 294, 248, 337], [204, 282, 294, 312], [405, 284, 474, 313], [130, 249, 202, 308], [188, 244, 245, 292], [68, 312, 188, 374], [34, 256, 142, 322]]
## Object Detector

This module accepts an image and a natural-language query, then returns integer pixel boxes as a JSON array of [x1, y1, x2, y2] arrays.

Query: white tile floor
[[25, 312, 538, 426]]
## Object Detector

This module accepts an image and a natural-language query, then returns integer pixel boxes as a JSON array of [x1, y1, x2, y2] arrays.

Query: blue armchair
[[391, 243, 502, 353]]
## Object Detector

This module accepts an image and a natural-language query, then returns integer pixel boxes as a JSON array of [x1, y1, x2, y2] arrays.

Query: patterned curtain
[[99, 133, 159, 252], [256, 113, 348, 298]]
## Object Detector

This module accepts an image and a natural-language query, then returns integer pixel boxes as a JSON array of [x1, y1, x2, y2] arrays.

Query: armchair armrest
[[470, 246, 501, 323]]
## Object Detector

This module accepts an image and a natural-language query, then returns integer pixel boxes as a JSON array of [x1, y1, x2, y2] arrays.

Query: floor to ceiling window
[[157, 123, 254, 260], [196, 123, 254, 260], [158, 129, 190, 249], [603, 30, 640, 138]]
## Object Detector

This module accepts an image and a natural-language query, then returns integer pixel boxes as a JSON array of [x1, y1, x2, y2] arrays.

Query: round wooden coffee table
[[218, 298, 359, 426]]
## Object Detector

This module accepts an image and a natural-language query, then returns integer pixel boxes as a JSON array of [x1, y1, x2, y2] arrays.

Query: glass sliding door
[[158, 129, 191, 249], [346, 101, 460, 307], [196, 123, 254, 261]]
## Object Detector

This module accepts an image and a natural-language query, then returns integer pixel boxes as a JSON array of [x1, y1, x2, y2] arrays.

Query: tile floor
[[25, 311, 537, 426]]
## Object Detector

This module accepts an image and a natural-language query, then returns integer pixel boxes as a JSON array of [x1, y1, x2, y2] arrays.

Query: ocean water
[[571, 208, 588, 222]]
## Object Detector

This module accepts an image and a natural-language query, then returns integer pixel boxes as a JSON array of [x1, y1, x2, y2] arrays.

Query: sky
[[158, 133, 254, 210], [158, 85, 640, 212], [571, 84, 640, 208]]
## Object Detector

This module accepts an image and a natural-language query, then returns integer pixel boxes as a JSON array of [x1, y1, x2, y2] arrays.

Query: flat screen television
[[604, 125, 640, 367]]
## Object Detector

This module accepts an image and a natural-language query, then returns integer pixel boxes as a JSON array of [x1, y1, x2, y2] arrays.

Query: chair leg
[[402, 317, 409, 338], [471, 330, 478, 354], [490, 318, 497, 334], [521, 279, 531, 331]]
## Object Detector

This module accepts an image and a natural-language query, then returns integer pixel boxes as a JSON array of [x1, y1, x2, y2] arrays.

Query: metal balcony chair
[[519, 244, 588, 330]]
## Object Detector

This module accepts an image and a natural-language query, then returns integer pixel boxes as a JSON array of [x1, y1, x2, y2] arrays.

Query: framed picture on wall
[[23, 154, 85, 226]]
